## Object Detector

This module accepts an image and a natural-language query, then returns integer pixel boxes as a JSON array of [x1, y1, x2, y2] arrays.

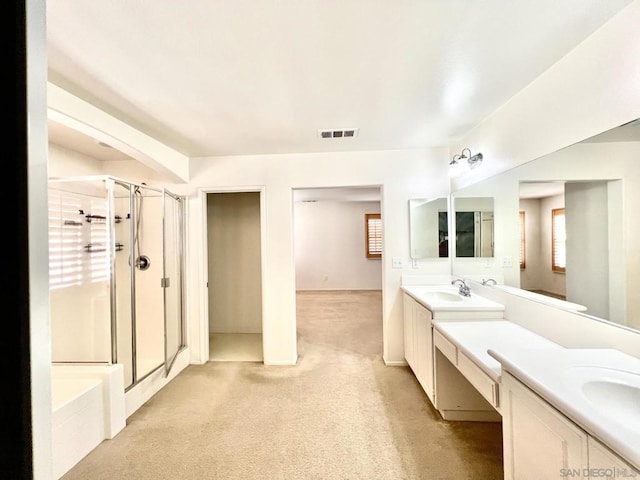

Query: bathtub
[[51, 365, 126, 479]]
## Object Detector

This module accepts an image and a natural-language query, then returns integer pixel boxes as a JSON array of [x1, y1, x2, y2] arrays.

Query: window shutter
[[48, 189, 110, 290], [519, 211, 526, 269], [365, 213, 382, 258], [552, 208, 566, 272]]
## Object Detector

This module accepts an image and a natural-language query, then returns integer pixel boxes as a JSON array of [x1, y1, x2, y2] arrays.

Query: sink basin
[[565, 366, 640, 428], [422, 291, 463, 302], [402, 284, 506, 312]]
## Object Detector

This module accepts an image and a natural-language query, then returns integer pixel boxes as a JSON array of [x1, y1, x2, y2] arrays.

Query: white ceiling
[[46, 1, 633, 159]]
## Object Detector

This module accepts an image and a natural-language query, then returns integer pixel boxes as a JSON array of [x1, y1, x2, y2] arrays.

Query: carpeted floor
[[62, 290, 503, 480]]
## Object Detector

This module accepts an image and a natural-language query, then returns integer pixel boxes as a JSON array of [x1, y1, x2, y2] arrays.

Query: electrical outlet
[[412, 259, 419, 269], [501, 256, 513, 268], [392, 257, 402, 268]]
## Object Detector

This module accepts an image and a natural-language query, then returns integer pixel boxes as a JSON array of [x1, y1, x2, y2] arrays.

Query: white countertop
[[432, 320, 562, 382], [488, 348, 640, 470], [401, 284, 505, 313]]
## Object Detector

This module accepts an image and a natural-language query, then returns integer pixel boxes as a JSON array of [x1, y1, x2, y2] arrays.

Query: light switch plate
[[392, 257, 402, 268]]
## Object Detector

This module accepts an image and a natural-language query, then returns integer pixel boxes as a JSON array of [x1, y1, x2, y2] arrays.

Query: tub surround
[[51, 364, 126, 438], [51, 364, 126, 479], [52, 378, 103, 479]]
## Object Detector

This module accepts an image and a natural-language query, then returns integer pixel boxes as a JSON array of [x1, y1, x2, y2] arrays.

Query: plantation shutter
[[552, 208, 566, 272], [365, 213, 382, 259], [519, 211, 526, 269], [48, 189, 110, 290]]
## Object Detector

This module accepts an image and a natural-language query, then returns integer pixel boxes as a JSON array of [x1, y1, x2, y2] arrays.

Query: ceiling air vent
[[318, 128, 359, 139]]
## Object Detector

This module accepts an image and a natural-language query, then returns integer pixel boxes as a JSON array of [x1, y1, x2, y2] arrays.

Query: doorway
[[292, 186, 384, 358], [206, 191, 263, 362]]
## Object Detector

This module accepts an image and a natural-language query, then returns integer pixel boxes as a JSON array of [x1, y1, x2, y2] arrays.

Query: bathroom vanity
[[401, 280, 640, 477], [401, 282, 506, 420], [493, 348, 640, 479]]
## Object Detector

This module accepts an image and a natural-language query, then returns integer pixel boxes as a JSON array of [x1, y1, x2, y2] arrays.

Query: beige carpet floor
[[209, 333, 263, 362], [62, 290, 503, 480]]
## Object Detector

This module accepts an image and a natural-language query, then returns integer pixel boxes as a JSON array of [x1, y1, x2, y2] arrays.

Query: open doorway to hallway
[[292, 186, 384, 358]]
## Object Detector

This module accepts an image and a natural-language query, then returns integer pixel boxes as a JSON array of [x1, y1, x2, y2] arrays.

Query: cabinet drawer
[[434, 329, 457, 365], [457, 351, 498, 407]]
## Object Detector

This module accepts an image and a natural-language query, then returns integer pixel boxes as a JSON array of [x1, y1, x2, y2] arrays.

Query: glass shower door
[[133, 186, 165, 380], [113, 181, 134, 387], [163, 190, 185, 375]]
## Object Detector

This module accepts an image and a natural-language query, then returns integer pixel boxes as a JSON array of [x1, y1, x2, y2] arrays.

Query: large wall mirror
[[451, 118, 640, 332], [409, 197, 449, 259]]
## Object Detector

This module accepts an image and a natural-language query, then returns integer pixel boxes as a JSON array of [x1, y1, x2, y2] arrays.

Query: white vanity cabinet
[[403, 293, 434, 402], [502, 371, 640, 480], [502, 371, 588, 479], [588, 437, 639, 478]]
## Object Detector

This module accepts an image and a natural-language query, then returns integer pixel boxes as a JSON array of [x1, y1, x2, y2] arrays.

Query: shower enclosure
[[48, 176, 185, 389]]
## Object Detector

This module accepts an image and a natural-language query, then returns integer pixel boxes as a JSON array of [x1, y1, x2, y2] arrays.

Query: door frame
[[198, 186, 266, 363], [291, 185, 385, 359]]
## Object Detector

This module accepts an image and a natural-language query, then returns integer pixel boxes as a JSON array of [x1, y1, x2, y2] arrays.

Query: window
[[519, 211, 526, 269], [365, 213, 382, 258], [551, 208, 566, 272]]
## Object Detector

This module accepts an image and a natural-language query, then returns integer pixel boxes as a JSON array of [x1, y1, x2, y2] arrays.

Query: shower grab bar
[[83, 242, 124, 253]]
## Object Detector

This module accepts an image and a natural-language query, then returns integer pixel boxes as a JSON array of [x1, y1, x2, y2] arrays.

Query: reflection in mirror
[[451, 118, 640, 332], [452, 197, 494, 257], [409, 197, 448, 259], [519, 179, 622, 321]]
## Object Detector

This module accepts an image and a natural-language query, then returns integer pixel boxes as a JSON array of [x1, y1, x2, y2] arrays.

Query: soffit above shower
[[48, 119, 135, 162]]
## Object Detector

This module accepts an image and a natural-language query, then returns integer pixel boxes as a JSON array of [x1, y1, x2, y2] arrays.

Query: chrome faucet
[[482, 278, 497, 286], [452, 278, 471, 297]]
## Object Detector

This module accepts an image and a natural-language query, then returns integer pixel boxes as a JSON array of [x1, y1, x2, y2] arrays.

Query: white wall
[[177, 148, 450, 366], [48, 143, 177, 187], [28, 1, 53, 477], [452, 0, 640, 191], [294, 200, 382, 291], [565, 182, 610, 319], [519, 198, 541, 290]]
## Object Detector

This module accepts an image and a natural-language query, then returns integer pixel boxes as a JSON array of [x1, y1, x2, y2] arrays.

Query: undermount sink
[[422, 291, 463, 302], [566, 366, 640, 428]]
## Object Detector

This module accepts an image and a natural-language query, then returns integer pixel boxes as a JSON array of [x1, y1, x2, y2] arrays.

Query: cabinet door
[[414, 304, 434, 401], [587, 437, 639, 479], [402, 294, 415, 368], [502, 372, 588, 480]]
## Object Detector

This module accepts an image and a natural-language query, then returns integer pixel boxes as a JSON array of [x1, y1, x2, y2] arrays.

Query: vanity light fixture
[[449, 148, 483, 177]]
